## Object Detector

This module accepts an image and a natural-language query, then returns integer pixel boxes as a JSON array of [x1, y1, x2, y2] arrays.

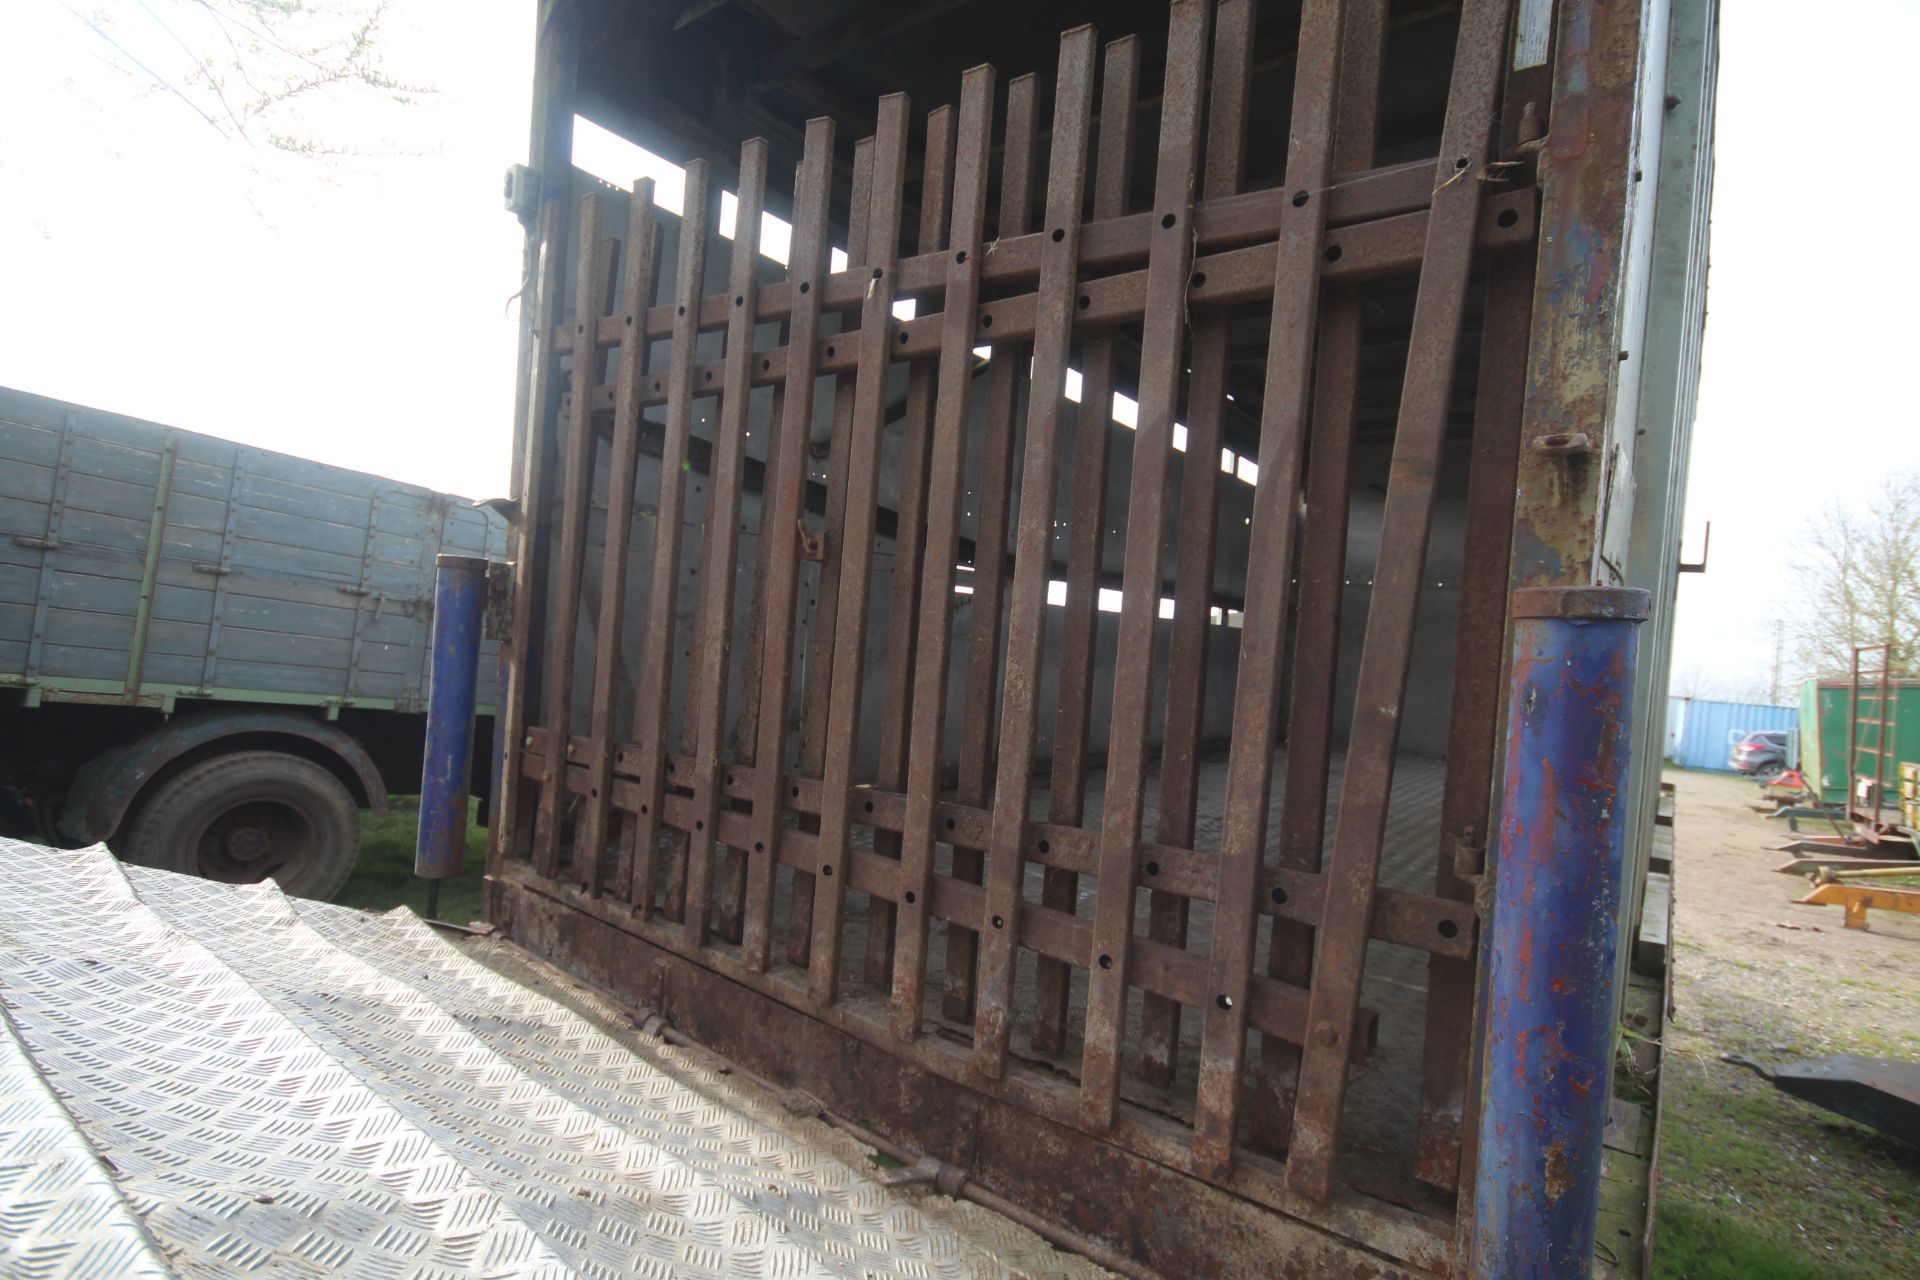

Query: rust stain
[[1544, 1142, 1574, 1203]]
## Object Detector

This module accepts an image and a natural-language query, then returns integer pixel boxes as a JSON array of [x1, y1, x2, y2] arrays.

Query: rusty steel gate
[[492, 0, 1569, 1273]]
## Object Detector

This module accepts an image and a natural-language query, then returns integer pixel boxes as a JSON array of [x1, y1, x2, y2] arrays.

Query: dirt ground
[[1654, 769, 1920, 1280]]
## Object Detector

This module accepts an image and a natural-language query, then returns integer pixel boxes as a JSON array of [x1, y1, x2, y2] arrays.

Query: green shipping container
[[1799, 677, 1920, 806]]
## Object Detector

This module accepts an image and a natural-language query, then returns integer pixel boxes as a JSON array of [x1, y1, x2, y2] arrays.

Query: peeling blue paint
[[416, 555, 488, 880], [1475, 588, 1645, 1277]]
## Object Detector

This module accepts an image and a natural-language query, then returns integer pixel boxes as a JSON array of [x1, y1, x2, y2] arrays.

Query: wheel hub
[[193, 800, 316, 884], [224, 825, 271, 863]]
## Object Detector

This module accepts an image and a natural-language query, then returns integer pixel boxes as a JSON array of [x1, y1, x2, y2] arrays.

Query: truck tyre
[[115, 750, 360, 901]]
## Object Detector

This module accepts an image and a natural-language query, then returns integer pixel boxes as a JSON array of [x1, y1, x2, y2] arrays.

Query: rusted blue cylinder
[[416, 554, 489, 881], [1474, 585, 1649, 1279]]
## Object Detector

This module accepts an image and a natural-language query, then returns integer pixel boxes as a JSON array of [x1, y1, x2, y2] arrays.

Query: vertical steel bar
[[889, 66, 996, 1041], [972, 25, 1098, 1079], [493, 199, 564, 885], [1285, 0, 1511, 1202], [943, 72, 1040, 1026], [790, 137, 876, 966], [1471, 587, 1648, 1279], [718, 368, 787, 943], [744, 121, 837, 971], [1251, 0, 1387, 1152], [1190, 0, 1346, 1177], [1079, 0, 1211, 1131], [682, 139, 770, 945], [489, 2, 576, 909], [580, 181, 662, 897], [533, 193, 607, 878], [417, 554, 488, 882], [628, 160, 713, 917], [730, 374, 784, 772], [1414, 256, 1532, 1190], [1138, 0, 1256, 1090], [1032, 36, 1140, 1056], [809, 95, 911, 1005], [866, 104, 957, 989]]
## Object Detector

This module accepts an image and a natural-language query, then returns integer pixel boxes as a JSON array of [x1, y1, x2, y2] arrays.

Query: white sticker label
[[1514, 0, 1553, 70]]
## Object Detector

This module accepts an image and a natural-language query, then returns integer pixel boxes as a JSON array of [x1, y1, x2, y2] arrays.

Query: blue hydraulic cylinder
[[1474, 586, 1649, 1279], [416, 554, 489, 881]]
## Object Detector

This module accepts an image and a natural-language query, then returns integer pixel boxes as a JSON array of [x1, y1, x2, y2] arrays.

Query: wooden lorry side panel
[[0, 387, 506, 705]]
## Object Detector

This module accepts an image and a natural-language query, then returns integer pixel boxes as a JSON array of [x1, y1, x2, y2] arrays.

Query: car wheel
[[113, 750, 360, 901]]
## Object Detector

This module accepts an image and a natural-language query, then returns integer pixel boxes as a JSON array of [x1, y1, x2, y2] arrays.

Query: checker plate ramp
[[0, 838, 1091, 1279]]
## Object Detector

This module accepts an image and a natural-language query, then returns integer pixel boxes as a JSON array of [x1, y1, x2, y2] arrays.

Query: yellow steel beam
[[1798, 881, 1920, 930]]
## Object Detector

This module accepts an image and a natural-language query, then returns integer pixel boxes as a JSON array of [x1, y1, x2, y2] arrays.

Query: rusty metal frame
[[486, 1, 1589, 1273]]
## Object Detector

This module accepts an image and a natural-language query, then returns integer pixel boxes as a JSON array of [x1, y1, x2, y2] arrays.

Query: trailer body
[[1800, 676, 1920, 810], [486, 2, 1718, 1275]]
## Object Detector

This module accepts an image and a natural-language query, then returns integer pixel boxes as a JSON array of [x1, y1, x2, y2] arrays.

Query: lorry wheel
[[115, 751, 360, 901]]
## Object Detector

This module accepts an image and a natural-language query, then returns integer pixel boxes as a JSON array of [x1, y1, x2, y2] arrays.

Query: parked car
[[1732, 730, 1792, 779]]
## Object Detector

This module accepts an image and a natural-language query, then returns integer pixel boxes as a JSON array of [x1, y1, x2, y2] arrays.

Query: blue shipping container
[[1665, 697, 1799, 772]]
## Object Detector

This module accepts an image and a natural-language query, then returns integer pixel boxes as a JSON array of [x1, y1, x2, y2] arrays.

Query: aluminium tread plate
[[282, 901, 1105, 1280], [0, 837, 570, 1279], [121, 868, 949, 1280], [0, 837, 1081, 1279], [0, 1006, 170, 1280]]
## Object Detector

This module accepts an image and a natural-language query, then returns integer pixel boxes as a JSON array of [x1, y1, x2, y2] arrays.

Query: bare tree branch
[[135, 0, 250, 140], [1789, 473, 1920, 683], [61, 1, 230, 135], [57, 0, 433, 160]]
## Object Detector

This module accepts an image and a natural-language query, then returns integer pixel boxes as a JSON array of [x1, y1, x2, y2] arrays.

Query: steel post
[[417, 554, 489, 882], [1474, 585, 1649, 1279]]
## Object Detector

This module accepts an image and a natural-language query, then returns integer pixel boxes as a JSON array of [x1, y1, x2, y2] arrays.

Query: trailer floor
[[0, 837, 1106, 1279]]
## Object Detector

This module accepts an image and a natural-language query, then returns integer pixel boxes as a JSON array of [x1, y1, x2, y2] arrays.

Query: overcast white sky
[[2, 1, 1913, 703]]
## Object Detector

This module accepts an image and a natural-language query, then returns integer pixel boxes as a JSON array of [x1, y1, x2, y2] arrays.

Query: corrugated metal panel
[[1664, 696, 1798, 771]]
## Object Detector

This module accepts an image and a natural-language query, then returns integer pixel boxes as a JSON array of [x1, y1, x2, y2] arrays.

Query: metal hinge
[[12, 534, 59, 551]]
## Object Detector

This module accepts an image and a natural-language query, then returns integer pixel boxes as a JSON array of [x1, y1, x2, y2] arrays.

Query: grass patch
[[337, 795, 487, 925], [1653, 992, 1920, 1280], [1655, 1199, 1864, 1280]]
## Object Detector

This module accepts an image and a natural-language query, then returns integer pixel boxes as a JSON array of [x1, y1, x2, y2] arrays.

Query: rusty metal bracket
[[1529, 430, 1593, 456], [796, 519, 826, 563], [1678, 519, 1711, 573]]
